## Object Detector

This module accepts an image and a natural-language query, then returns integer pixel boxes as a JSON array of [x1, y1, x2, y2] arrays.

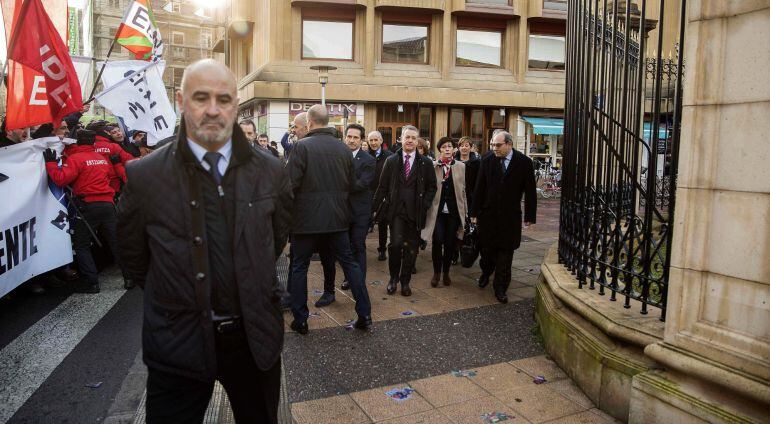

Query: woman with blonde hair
[[421, 137, 467, 287]]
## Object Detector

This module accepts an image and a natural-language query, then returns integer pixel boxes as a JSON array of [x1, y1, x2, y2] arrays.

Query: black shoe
[[123, 279, 135, 290], [314, 292, 335, 308], [280, 296, 291, 310], [478, 274, 491, 289], [290, 320, 309, 335], [387, 278, 398, 295], [401, 284, 412, 297], [451, 251, 459, 265], [378, 250, 387, 261], [75, 284, 100, 294], [354, 315, 372, 330], [495, 293, 509, 304], [411, 265, 417, 274], [340, 280, 350, 291]]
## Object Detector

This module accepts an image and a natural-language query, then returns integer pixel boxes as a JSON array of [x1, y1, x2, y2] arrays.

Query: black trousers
[[480, 247, 514, 295], [320, 219, 369, 292], [388, 214, 420, 285], [71, 201, 123, 286], [431, 213, 460, 274], [289, 232, 371, 321], [378, 221, 389, 251], [146, 328, 281, 424]]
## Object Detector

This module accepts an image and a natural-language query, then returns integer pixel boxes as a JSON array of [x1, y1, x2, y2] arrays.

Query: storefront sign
[[289, 102, 357, 117]]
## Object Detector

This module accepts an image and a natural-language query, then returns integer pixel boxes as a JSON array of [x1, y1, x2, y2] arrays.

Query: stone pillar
[[364, 2, 375, 77], [434, 106, 449, 141], [630, 3, 770, 423]]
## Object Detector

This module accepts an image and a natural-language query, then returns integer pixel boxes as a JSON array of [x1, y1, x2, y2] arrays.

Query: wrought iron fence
[[559, 0, 686, 320]]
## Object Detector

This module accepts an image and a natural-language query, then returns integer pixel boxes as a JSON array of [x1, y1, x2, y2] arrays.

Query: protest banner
[[95, 60, 175, 146], [0, 138, 73, 298]]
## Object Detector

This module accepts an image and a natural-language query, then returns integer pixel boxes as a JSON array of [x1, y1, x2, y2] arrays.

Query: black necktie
[[203, 152, 223, 185]]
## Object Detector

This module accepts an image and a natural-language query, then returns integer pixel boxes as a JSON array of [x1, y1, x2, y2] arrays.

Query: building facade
[[216, 0, 569, 163], [91, 0, 222, 118]]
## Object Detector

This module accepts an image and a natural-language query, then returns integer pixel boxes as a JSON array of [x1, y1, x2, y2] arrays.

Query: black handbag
[[460, 221, 480, 268]]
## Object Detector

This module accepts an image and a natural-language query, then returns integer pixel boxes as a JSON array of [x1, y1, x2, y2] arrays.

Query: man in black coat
[[374, 125, 437, 296], [116, 60, 292, 423], [286, 105, 372, 333], [316, 123, 376, 306], [367, 130, 394, 261], [470, 131, 537, 304]]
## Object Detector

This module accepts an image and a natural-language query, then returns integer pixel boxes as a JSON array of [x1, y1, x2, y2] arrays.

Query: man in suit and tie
[[316, 124, 376, 306], [374, 125, 437, 296], [470, 131, 537, 304], [367, 130, 394, 261]]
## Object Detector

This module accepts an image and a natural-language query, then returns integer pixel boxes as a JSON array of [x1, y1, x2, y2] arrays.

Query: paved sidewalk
[[291, 355, 619, 424]]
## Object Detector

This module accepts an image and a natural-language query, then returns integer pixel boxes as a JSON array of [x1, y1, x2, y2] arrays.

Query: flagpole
[[84, 35, 118, 104]]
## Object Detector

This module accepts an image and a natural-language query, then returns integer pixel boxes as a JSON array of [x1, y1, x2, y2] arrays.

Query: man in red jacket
[[44, 129, 130, 292]]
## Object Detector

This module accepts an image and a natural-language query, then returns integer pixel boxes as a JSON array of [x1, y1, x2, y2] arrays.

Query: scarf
[[439, 157, 454, 182]]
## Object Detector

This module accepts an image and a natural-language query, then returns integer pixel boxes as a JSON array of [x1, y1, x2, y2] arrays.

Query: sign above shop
[[290, 102, 357, 117]]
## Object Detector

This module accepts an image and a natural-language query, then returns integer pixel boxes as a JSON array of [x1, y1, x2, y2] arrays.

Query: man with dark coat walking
[[286, 105, 372, 333], [317, 123, 376, 305], [367, 130, 393, 261], [470, 131, 537, 304], [374, 125, 437, 296], [116, 60, 292, 423]]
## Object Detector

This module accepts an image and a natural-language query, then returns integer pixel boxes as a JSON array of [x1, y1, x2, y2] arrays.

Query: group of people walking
[[79, 59, 539, 423]]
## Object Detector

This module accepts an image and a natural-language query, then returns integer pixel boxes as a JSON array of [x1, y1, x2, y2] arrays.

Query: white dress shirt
[[187, 138, 232, 176]]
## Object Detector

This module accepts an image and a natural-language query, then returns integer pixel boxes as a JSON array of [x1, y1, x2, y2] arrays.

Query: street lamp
[[310, 65, 337, 106]]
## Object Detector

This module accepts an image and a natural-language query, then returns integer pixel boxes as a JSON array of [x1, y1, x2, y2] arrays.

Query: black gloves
[[43, 148, 58, 163], [110, 154, 121, 164]]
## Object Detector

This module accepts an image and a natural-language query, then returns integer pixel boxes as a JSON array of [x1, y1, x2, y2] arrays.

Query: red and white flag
[[5, 0, 82, 130]]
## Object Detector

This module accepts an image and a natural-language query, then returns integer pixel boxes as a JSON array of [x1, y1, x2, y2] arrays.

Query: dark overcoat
[[116, 120, 292, 381], [373, 151, 437, 230], [350, 149, 376, 225], [285, 127, 357, 234], [470, 150, 537, 250]]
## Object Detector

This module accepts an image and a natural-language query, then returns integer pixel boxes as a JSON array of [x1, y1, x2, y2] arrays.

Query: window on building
[[173, 67, 184, 86], [470, 109, 484, 142], [418, 107, 432, 140], [108, 0, 121, 8], [200, 29, 212, 48], [382, 24, 428, 64], [302, 20, 353, 60], [528, 34, 565, 70], [467, 0, 510, 4], [171, 31, 185, 46], [449, 108, 464, 139], [456, 29, 502, 67], [172, 46, 185, 59], [108, 27, 117, 37]]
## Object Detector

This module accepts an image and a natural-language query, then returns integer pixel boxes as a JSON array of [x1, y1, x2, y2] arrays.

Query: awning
[[522, 116, 564, 135]]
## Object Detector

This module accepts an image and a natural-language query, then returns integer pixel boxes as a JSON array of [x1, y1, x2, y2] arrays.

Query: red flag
[[6, 0, 82, 130]]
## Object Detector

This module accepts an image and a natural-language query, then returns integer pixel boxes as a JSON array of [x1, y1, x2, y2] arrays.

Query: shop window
[[302, 20, 353, 60], [449, 108, 464, 139], [490, 108, 506, 127], [418, 107, 432, 140], [470, 109, 484, 142], [382, 24, 429, 64], [456, 29, 502, 67], [529, 134, 551, 155], [528, 34, 565, 70]]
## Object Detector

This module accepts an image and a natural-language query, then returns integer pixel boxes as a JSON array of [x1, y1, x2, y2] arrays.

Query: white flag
[[95, 60, 175, 146]]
